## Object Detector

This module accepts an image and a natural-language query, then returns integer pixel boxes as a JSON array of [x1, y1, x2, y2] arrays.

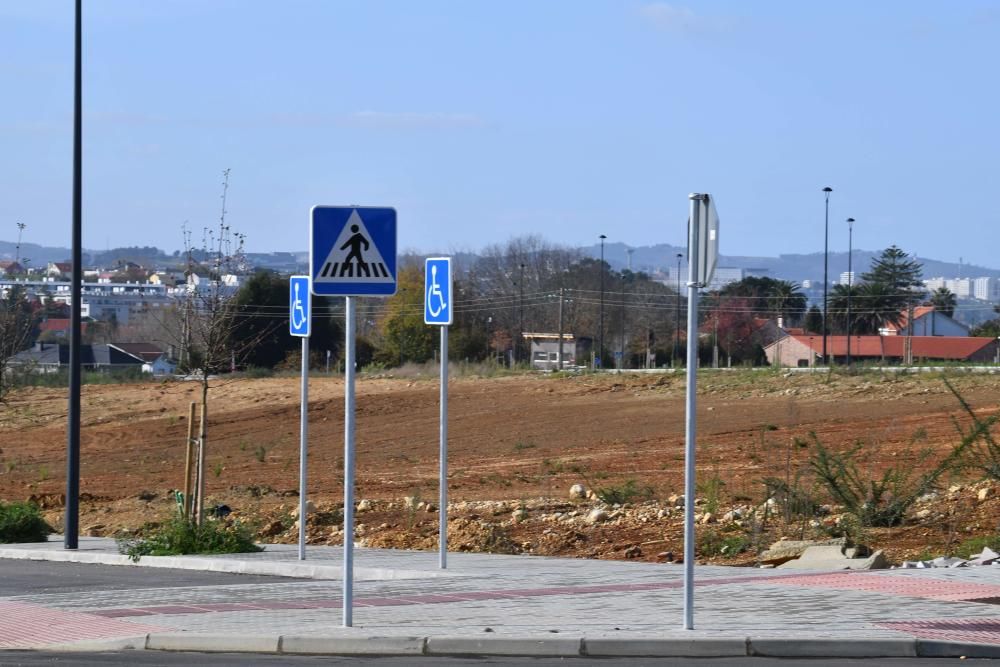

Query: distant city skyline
[[3, 2, 999, 266]]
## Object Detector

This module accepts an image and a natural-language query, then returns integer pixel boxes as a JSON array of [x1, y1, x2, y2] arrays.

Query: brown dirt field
[[2, 369, 999, 565]]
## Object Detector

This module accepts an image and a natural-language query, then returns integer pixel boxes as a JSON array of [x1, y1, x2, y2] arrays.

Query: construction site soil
[[2, 369, 999, 566]]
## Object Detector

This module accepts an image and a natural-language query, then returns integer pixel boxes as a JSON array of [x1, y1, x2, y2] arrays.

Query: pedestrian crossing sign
[[310, 206, 397, 296]]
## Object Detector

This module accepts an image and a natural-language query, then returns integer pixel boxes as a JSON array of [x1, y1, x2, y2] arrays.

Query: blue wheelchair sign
[[289, 275, 311, 337], [424, 257, 452, 326]]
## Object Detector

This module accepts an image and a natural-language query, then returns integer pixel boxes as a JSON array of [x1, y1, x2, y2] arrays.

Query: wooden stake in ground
[[182, 402, 195, 520], [196, 400, 207, 525]]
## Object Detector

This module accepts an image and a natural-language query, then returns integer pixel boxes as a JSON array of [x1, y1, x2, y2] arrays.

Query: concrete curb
[[583, 637, 748, 657], [749, 637, 917, 658], [0, 546, 451, 581], [15, 633, 999, 658], [426, 636, 582, 657], [280, 635, 427, 655]]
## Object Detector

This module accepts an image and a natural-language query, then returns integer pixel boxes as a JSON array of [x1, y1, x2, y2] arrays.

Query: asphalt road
[[0, 653, 986, 666], [0, 560, 290, 597]]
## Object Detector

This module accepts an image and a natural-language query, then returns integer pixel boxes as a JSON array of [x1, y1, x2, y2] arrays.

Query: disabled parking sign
[[424, 257, 452, 326], [289, 275, 311, 337], [310, 206, 397, 296]]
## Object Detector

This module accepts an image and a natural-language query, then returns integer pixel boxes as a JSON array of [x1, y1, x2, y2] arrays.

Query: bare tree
[[159, 170, 277, 522], [0, 285, 36, 404]]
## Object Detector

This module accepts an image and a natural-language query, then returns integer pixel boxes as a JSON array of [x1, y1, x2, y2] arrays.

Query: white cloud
[[638, 2, 742, 35], [638, 2, 699, 32]]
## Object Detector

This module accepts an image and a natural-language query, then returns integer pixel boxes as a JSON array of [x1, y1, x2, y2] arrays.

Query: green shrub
[[953, 534, 1000, 559], [594, 479, 653, 505], [0, 501, 53, 543], [698, 529, 748, 557], [809, 426, 970, 528], [117, 517, 262, 563]]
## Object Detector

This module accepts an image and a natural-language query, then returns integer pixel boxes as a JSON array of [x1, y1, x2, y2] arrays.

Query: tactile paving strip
[[766, 572, 1000, 601], [0, 601, 164, 648], [879, 618, 1000, 644]]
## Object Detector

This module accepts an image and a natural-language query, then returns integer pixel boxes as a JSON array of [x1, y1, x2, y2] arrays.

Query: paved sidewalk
[[1, 537, 999, 658]]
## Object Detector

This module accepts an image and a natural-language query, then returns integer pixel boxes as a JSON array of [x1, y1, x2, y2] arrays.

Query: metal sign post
[[683, 193, 718, 631], [289, 276, 311, 561], [425, 257, 453, 569], [310, 206, 397, 628]]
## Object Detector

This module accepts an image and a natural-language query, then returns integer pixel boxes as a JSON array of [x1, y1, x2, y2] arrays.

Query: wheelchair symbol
[[291, 282, 308, 331], [426, 265, 447, 318]]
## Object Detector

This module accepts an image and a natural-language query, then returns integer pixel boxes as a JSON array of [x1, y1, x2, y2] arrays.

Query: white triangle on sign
[[315, 210, 395, 283]]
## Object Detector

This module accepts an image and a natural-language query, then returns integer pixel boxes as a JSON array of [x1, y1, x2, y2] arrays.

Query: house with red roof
[[764, 334, 998, 368], [880, 306, 969, 337]]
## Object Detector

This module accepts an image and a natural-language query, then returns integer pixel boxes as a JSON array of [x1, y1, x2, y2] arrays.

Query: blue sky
[[2, 1, 998, 269]]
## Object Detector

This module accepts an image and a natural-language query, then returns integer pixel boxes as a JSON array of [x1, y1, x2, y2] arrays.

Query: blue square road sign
[[424, 257, 453, 326], [289, 275, 311, 337], [310, 206, 397, 296]]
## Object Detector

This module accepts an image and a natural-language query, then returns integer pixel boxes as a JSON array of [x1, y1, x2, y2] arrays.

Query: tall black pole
[[675, 253, 682, 366], [598, 235, 606, 368], [846, 217, 854, 367], [518, 263, 524, 364], [66, 0, 82, 550], [822, 187, 833, 365]]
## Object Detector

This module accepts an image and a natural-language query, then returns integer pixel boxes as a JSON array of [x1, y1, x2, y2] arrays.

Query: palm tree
[[767, 280, 807, 326], [851, 282, 904, 334], [928, 287, 957, 318]]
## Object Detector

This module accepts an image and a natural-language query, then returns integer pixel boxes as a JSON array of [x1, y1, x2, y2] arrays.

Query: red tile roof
[[784, 335, 996, 360]]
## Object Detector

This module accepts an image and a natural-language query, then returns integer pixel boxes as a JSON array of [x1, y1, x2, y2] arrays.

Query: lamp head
[[822, 187, 833, 193]]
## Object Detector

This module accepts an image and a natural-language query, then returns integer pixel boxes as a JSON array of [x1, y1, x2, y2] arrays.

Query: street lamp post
[[675, 253, 683, 367], [846, 217, 855, 367], [822, 187, 833, 365], [599, 235, 606, 368]]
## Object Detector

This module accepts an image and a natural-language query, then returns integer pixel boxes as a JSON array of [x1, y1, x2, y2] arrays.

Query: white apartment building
[[923, 277, 977, 299], [972, 277, 1000, 302], [839, 271, 855, 286]]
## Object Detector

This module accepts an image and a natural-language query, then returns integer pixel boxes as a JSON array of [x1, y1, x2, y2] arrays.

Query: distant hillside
[[582, 242, 1000, 282], [3, 238, 998, 283]]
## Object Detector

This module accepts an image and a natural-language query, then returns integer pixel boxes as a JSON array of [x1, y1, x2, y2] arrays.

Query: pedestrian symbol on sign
[[315, 210, 393, 283]]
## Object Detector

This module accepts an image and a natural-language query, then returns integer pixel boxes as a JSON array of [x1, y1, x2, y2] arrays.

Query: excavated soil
[[2, 369, 999, 565]]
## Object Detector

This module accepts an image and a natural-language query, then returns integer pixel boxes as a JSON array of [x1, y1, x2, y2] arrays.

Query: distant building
[[880, 306, 969, 337], [0, 260, 24, 276], [924, 277, 974, 298], [764, 335, 998, 367], [11, 343, 149, 374], [973, 277, 1000, 302], [839, 271, 855, 286], [522, 333, 589, 370], [663, 266, 745, 291]]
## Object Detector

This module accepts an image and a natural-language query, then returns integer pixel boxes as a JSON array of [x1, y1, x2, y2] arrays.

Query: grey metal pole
[[65, 0, 82, 551], [557, 288, 564, 371], [822, 187, 833, 365], [599, 236, 606, 368], [683, 194, 703, 630], [343, 296, 356, 627], [298, 335, 309, 560], [846, 218, 854, 368], [439, 325, 449, 569]]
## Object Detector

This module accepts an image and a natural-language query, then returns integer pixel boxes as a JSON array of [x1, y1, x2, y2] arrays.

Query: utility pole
[[822, 186, 833, 365], [599, 235, 606, 369], [557, 288, 565, 371], [674, 253, 683, 367], [619, 285, 626, 370], [14, 222, 25, 267], [518, 263, 525, 365]]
